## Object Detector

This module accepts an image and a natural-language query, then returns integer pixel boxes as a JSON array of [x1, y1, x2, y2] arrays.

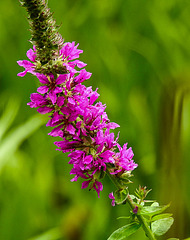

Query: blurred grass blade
[[0, 98, 20, 141], [28, 227, 62, 240], [0, 114, 47, 169]]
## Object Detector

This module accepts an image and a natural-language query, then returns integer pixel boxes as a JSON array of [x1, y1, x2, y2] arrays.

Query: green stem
[[106, 169, 123, 189], [126, 195, 157, 240], [106, 170, 157, 240]]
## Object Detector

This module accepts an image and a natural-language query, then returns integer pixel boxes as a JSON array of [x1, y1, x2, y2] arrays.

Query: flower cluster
[[17, 41, 138, 197]]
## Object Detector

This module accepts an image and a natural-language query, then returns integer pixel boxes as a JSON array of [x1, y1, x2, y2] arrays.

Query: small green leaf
[[129, 195, 136, 200], [114, 189, 129, 205], [152, 213, 173, 222], [107, 222, 141, 240], [151, 202, 159, 207], [152, 217, 174, 236], [141, 203, 170, 217]]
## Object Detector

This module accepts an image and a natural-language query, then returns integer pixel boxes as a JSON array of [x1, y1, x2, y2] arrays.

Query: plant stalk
[[19, 0, 66, 75], [126, 195, 157, 240], [106, 170, 157, 240]]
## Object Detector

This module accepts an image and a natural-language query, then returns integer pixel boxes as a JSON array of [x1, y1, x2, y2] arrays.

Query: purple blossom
[[74, 68, 92, 84], [48, 124, 64, 138], [60, 42, 83, 60], [113, 143, 138, 173], [109, 192, 116, 206], [36, 73, 67, 104], [68, 150, 93, 171], [60, 42, 87, 73], [82, 177, 103, 198], [18, 41, 138, 197], [17, 46, 36, 76], [54, 139, 81, 153], [46, 111, 64, 127], [27, 93, 49, 108], [133, 206, 138, 214]]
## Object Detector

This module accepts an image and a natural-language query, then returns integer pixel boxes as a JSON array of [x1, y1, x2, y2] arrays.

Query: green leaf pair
[[141, 202, 174, 236]]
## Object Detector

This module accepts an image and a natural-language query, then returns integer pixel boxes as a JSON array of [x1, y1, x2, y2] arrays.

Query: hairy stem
[[19, 0, 66, 75]]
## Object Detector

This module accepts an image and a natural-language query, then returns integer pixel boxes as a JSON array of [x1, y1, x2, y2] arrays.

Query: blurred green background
[[0, 0, 190, 239]]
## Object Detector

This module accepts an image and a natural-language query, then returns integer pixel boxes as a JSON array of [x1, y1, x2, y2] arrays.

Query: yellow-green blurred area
[[0, 0, 190, 239]]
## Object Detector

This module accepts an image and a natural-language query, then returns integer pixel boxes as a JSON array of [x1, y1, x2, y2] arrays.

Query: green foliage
[[139, 202, 174, 236], [135, 186, 152, 202], [152, 217, 174, 236], [0, 97, 46, 169], [0, 98, 20, 141], [114, 189, 129, 205], [141, 203, 170, 217], [152, 213, 173, 222], [107, 222, 141, 240], [110, 188, 173, 239]]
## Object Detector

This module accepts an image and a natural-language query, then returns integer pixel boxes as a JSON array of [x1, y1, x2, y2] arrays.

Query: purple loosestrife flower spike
[[18, 0, 138, 198]]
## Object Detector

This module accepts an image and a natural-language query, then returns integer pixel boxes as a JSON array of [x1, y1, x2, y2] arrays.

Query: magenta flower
[[17, 46, 36, 77], [36, 73, 67, 104], [60, 42, 87, 74], [110, 143, 138, 175], [74, 68, 92, 84], [133, 206, 138, 214], [18, 41, 138, 197], [109, 192, 116, 206], [82, 177, 103, 198]]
